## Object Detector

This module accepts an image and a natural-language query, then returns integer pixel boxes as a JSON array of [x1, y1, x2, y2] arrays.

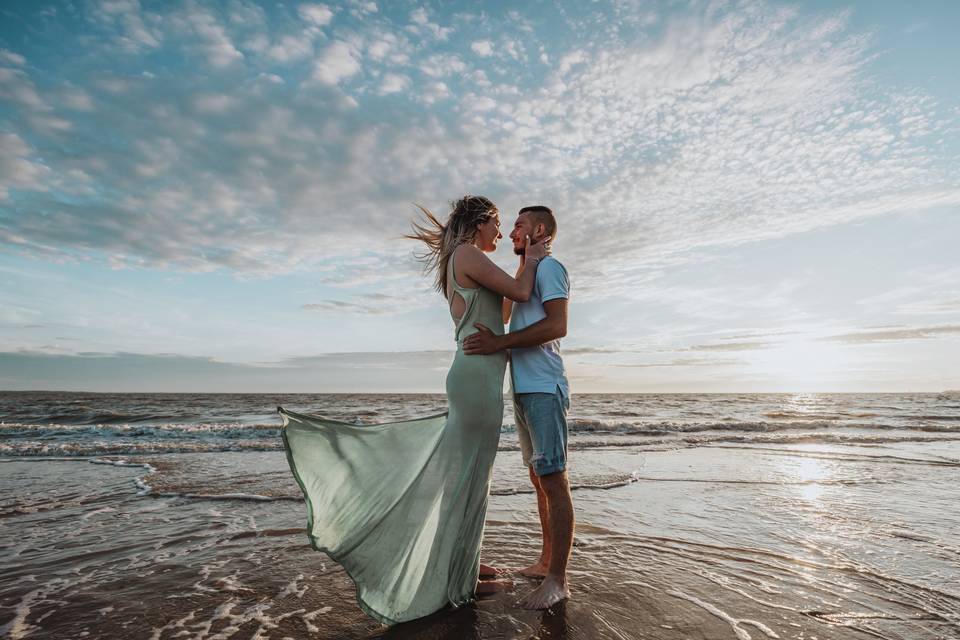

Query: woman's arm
[[456, 237, 548, 303], [502, 259, 524, 324]]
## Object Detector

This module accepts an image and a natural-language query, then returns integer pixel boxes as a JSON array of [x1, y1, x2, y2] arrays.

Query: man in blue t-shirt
[[462, 205, 572, 610]]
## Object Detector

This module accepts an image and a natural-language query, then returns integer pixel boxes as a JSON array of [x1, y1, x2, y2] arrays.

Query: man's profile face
[[509, 213, 546, 256]]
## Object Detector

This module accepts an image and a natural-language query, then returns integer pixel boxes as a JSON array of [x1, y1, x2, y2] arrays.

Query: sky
[[1, 0, 958, 393]]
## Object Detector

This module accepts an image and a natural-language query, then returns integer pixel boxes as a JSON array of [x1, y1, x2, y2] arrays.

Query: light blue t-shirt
[[509, 256, 570, 398]]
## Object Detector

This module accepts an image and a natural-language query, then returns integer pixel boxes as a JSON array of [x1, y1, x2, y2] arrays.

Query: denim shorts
[[513, 387, 570, 476]]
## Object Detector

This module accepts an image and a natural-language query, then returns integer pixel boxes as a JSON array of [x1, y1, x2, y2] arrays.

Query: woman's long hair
[[405, 195, 497, 296]]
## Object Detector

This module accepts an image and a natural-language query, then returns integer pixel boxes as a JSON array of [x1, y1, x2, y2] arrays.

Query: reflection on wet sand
[[795, 456, 827, 501], [2, 418, 960, 638]]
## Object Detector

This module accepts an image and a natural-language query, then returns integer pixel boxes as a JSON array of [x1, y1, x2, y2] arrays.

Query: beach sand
[[3, 437, 959, 639]]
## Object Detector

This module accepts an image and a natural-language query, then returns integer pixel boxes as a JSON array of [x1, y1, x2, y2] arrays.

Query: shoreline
[[2, 439, 958, 639], [4, 389, 958, 395]]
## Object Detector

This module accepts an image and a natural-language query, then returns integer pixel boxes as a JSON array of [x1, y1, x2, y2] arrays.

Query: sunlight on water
[[3, 393, 960, 638], [796, 457, 826, 502]]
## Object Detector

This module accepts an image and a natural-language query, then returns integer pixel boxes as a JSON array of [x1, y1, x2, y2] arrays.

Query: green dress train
[[279, 251, 509, 625]]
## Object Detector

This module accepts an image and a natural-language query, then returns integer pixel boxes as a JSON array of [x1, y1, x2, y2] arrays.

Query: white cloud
[[303, 292, 422, 316], [419, 53, 466, 78], [0, 1, 958, 392], [228, 0, 266, 27], [471, 40, 493, 57], [298, 3, 334, 27], [192, 93, 238, 113], [365, 30, 412, 64], [502, 40, 523, 61], [822, 324, 960, 345], [60, 88, 95, 111], [0, 133, 51, 201], [312, 40, 361, 85], [28, 114, 72, 133], [92, 0, 161, 51], [0, 49, 26, 66], [0, 0, 956, 291], [410, 8, 429, 26], [856, 266, 960, 317], [0, 67, 46, 110], [98, 0, 138, 14], [419, 81, 450, 104], [0, 67, 73, 134], [896, 299, 960, 315], [407, 8, 452, 41], [507, 10, 534, 33], [466, 95, 497, 112], [379, 73, 410, 95], [133, 138, 180, 178], [472, 8, 960, 295], [557, 50, 585, 73], [243, 33, 269, 53], [175, 5, 243, 67], [367, 39, 390, 61], [257, 72, 284, 84], [266, 33, 314, 62]]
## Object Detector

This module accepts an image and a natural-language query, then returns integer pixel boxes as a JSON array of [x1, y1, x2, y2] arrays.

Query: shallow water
[[2, 392, 959, 638]]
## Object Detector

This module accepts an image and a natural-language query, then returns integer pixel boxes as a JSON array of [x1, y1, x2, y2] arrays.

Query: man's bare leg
[[479, 562, 501, 578], [519, 469, 573, 609], [520, 467, 551, 577]]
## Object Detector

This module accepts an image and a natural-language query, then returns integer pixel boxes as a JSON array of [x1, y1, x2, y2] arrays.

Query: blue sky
[[1, 0, 958, 392]]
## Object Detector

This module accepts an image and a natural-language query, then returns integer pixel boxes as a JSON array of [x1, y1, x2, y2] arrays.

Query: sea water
[[1, 392, 958, 639]]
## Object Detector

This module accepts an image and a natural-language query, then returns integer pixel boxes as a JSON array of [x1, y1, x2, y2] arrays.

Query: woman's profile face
[[475, 212, 503, 252]]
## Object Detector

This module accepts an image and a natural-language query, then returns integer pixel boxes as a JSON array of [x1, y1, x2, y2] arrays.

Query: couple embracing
[[279, 195, 573, 625]]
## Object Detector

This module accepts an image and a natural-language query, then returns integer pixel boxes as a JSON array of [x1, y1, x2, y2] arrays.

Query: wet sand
[[3, 438, 959, 639]]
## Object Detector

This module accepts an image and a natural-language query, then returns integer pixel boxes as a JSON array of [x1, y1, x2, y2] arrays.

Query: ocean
[[1, 391, 959, 639]]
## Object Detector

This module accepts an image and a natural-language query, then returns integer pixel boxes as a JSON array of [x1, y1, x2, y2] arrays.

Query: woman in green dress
[[279, 195, 549, 625]]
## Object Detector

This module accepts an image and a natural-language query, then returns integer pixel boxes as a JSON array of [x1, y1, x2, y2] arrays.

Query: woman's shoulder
[[452, 243, 485, 267], [454, 242, 482, 257], [450, 244, 486, 289]]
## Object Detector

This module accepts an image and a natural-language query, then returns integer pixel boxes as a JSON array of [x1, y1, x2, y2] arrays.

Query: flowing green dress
[[279, 251, 508, 625]]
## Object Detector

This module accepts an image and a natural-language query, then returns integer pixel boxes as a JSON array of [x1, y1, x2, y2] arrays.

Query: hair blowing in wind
[[405, 195, 498, 295]]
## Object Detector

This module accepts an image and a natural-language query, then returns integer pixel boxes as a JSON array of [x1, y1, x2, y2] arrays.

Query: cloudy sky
[[1, 0, 958, 392]]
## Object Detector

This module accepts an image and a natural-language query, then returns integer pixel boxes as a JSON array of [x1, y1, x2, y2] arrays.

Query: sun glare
[[796, 457, 827, 502], [753, 339, 851, 391]]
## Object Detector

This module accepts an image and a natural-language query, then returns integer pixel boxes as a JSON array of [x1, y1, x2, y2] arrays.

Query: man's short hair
[[518, 205, 557, 240]]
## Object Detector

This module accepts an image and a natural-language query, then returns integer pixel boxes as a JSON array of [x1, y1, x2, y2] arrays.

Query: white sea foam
[[665, 588, 780, 640], [5, 392, 960, 638]]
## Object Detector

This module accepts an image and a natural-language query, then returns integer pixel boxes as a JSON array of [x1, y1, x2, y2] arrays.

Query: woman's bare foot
[[518, 575, 570, 609], [475, 578, 513, 595], [518, 561, 549, 578], [479, 562, 501, 578]]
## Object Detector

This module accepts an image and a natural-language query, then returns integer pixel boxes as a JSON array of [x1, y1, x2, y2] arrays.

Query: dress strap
[[448, 249, 471, 293], [447, 247, 480, 343]]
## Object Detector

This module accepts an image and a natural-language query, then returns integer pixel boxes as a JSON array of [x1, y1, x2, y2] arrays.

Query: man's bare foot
[[518, 561, 549, 578], [476, 578, 513, 595], [518, 575, 570, 609], [479, 562, 501, 578]]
